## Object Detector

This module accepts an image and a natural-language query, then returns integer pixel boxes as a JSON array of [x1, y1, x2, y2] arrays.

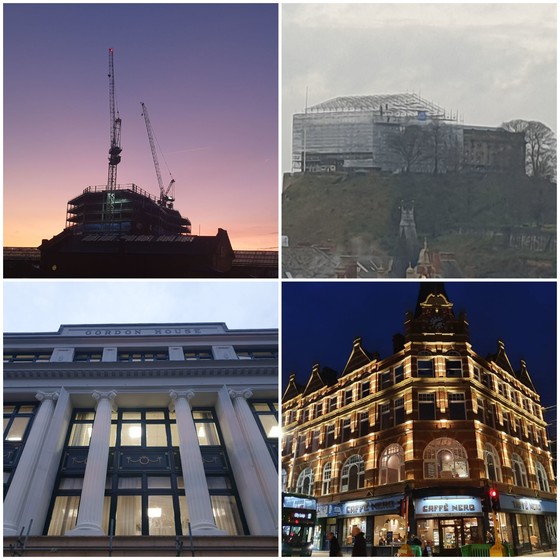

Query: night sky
[[282, 281, 557, 410], [4, 4, 278, 250]]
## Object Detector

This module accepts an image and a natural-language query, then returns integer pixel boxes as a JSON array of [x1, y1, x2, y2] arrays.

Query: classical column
[[169, 390, 225, 535], [67, 390, 116, 536], [4, 392, 59, 536], [228, 389, 278, 520]]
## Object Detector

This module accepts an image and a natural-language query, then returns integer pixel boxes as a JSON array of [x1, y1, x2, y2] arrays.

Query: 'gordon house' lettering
[[84, 328, 203, 336]]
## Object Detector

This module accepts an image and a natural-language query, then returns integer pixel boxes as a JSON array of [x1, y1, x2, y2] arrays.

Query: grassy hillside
[[282, 172, 556, 277]]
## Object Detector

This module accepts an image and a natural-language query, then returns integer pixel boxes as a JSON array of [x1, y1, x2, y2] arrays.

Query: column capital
[[228, 388, 253, 401], [92, 391, 117, 411], [35, 391, 59, 403], [169, 390, 195, 402]]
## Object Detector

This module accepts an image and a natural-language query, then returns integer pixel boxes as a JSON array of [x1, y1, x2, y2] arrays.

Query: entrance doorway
[[417, 517, 480, 556]]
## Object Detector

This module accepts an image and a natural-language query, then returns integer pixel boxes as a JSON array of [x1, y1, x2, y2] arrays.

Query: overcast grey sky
[[282, 3, 557, 171], [4, 281, 278, 333]]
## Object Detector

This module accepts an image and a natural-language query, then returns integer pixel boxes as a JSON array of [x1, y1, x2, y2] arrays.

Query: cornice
[[4, 361, 278, 380]]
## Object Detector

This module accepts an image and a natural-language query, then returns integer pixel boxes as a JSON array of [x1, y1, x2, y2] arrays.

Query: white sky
[[3, 281, 278, 333], [282, 3, 557, 171]]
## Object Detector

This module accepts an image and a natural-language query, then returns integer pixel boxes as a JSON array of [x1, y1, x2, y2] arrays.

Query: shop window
[[394, 397, 405, 425], [484, 443, 503, 482], [379, 403, 391, 430], [419, 393, 436, 421], [448, 393, 466, 420], [322, 463, 332, 495], [361, 381, 370, 399], [340, 455, 364, 492], [511, 453, 528, 487], [535, 461, 550, 492], [445, 360, 463, 378], [417, 359, 434, 377], [296, 467, 313, 495], [423, 437, 469, 479], [379, 444, 404, 485], [325, 424, 335, 447]]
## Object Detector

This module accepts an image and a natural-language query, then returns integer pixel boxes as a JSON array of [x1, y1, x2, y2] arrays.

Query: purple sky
[[4, 4, 278, 250]]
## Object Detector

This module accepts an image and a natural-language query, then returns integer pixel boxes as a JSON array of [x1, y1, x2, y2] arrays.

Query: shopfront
[[316, 496, 403, 552], [414, 496, 483, 556], [498, 495, 557, 554]]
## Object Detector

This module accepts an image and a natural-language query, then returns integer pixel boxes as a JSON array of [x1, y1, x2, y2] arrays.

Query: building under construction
[[292, 93, 525, 174], [31, 49, 268, 278]]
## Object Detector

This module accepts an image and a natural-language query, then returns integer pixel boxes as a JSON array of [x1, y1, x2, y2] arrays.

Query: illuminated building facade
[[282, 284, 555, 556], [4, 323, 278, 556]]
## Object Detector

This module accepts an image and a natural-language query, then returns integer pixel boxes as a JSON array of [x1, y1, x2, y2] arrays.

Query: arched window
[[535, 461, 550, 492], [484, 443, 502, 482], [423, 438, 469, 479], [322, 462, 332, 495], [379, 443, 405, 484], [511, 453, 528, 487], [340, 455, 364, 492], [296, 466, 314, 495]]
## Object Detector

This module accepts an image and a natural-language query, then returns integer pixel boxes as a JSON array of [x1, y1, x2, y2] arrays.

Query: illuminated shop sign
[[317, 497, 401, 518], [415, 496, 482, 517], [499, 495, 556, 515]]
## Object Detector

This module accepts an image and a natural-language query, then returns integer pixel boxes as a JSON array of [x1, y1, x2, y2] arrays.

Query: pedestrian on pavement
[[327, 531, 342, 557], [351, 525, 367, 557]]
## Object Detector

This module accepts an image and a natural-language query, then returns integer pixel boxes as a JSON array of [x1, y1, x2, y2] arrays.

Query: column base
[[189, 522, 227, 536], [66, 522, 106, 536]]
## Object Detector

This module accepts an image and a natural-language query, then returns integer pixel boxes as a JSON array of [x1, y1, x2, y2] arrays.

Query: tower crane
[[141, 102, 175, 208], [107, 48, 122, 191]]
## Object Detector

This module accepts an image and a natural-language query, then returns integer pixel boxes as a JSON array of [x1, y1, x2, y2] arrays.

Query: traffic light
[[489, 487, 500, 512]]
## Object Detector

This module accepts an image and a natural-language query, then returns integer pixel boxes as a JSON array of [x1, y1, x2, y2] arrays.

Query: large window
[[358, 411, 369, 437], [340, 455, 364, 492], [417, 359, 434, 377], [379, 444, 405, 485], [117, 350, 168, 362], [4, 351, 52, 363], [535, 461, 550, 492], [446, 360, 463, 378], [46, 407, 247, 537], [4, 403, 37, 493], [325, 424, 335, 447], [341, 418, 351, 442], [380, 403, 391, 430], [484, 443, 502, 482], [394, 397, 405, 425], [249, 400, 278, 467], [296, 467, 314, 495], [511, 453, 528, 487], [424, 438, 469, 479]]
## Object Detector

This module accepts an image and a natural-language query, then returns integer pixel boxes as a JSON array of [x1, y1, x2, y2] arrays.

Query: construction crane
[[141, 102, 175, 208], [107, 48, 122, 191]]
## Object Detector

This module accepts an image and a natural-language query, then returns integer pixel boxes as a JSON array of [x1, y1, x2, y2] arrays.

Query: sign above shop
[[415, 496, 482, 517], [317, 497, 401, 518], [499, 495, 556, 515]]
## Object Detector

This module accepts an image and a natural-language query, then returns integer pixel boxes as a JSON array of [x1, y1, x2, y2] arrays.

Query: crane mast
[[107, 48, 122, 191], [141, 102, 175, 208]]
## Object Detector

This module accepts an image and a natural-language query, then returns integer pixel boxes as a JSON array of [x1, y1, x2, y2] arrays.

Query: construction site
[[5, 49, 277, 278], [291, 93, 526, 175]]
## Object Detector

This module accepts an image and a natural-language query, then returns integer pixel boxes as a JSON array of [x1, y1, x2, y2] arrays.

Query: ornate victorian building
[[282, 284, 555, 556], [4, 322, 278, 556]]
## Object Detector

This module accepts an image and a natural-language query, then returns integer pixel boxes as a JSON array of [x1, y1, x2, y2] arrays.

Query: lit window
[[379, 444, 405, 484], [484, 443, 502, 482], [423, 437, 469, 479]]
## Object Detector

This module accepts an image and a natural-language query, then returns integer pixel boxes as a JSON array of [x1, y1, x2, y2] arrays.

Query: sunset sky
[[4, 4, 278, 250]]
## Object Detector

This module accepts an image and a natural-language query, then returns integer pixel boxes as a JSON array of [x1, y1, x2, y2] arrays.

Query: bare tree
[[502, 119, 557, 180], [388, 125, 427, 173]]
